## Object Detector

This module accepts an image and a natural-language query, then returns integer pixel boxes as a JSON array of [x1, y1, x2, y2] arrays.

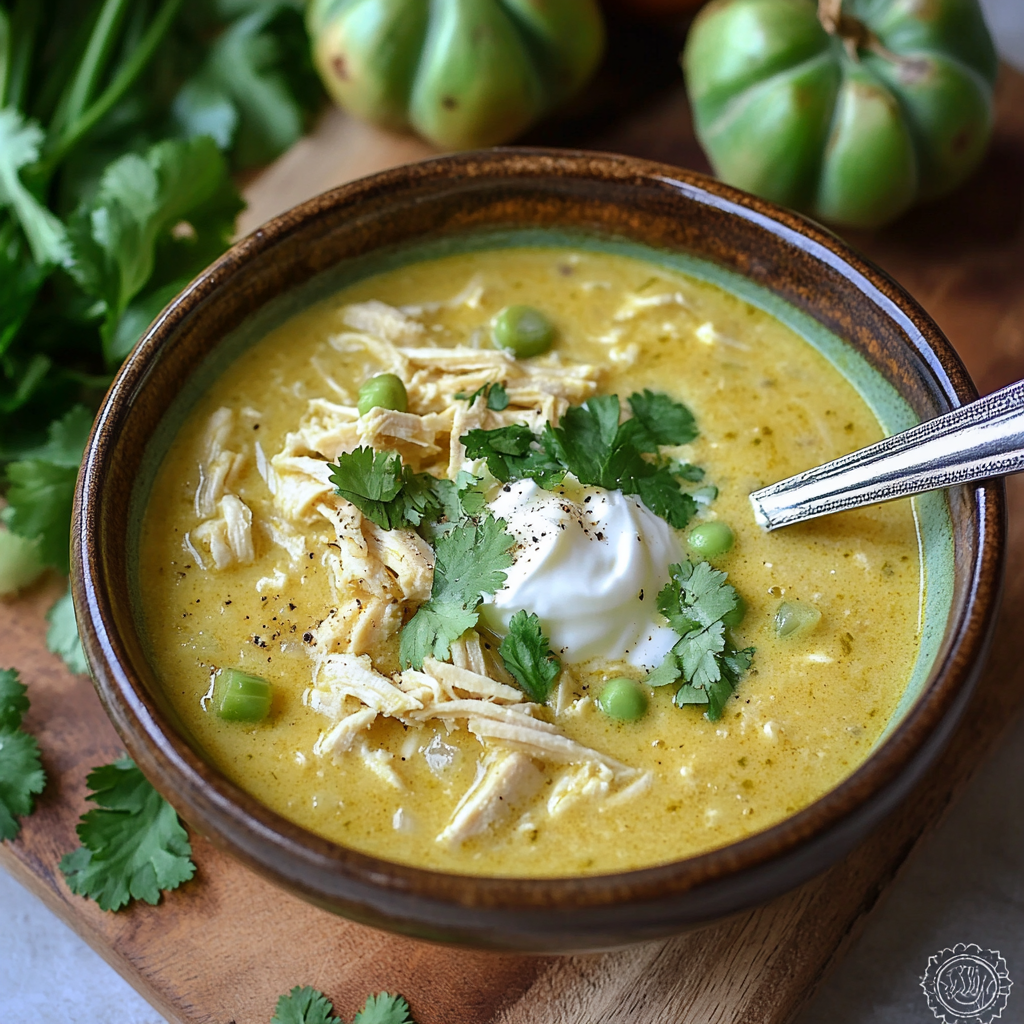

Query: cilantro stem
[[49, 0, 132, 143], [2, 0, 41, 111], [41, 0, 183, 174]]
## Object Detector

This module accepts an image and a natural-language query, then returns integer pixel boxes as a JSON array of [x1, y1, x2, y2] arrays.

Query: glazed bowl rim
[[73, 147, 1004, 921]]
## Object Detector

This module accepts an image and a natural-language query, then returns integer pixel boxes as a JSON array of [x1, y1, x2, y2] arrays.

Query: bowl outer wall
[[71, 149, 1005, 952]]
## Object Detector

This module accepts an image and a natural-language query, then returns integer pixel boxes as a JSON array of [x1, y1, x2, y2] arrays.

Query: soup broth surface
[[139, 247, 923, 876]]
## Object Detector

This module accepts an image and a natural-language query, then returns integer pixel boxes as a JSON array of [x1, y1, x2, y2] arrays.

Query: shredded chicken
[[342, 300, 425, 344], [437, 750, 543, 847], [193, 493, 254, 568]]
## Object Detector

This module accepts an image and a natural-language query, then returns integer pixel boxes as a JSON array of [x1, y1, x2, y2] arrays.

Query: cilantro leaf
[[0, 109, 71, 267], [462, 425, 565, 489], [47, 586, 89, 675], [398, 601, 478, 667], [0, 525, 45, 597], [635, 469, 698, 529], [400, 517, 515, 669], [0, 667, 30, 730], [652, 560, 754, 721], [1, 405, 92, 572], [0, 727, 46, 842], [627, 390, 698, 449], [329, 447, 405, 527], [328, 448, 471, 534], [0, 668, 46, 841], [498, 611, 561, 702], [354, 992, 415, 1024], [60, 756, 195, 911], [67, 137, 240, 359], [545, 395, 699, 529], [454, 381, 509, 411], [670, 461, 705, 483], [271, 986, 342, 1024], [430, 515, 516, 608], [176, 4, 321, 170]]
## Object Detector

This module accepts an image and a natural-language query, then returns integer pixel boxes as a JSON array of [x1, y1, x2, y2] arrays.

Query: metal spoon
[[749, 378, 1024, 530]]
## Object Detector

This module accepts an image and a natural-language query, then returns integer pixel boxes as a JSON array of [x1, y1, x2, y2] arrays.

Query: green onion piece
[[211, 669, 272, 722], [774, 600, 821, 639]]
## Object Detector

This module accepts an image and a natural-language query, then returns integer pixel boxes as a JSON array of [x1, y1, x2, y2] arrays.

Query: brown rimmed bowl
[[72, 150, 1005, 952]]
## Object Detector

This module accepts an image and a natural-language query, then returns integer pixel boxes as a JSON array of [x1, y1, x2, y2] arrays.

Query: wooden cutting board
[[4, 62, 1024, 1024]]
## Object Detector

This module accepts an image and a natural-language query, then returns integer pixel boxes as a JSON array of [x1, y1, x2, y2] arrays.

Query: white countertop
[[3, 4, 1023, 1018]]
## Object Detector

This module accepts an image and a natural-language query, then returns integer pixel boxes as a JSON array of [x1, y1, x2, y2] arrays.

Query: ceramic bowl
[[72, 150, 1005, 952]]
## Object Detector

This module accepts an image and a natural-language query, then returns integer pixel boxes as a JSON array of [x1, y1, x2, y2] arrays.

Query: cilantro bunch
[[272, 987, 415, 1024], [0, 668, 46, 841], [463, 390, 702, 529], [649, 560, 755, 720], [0, 0, 323, 651]]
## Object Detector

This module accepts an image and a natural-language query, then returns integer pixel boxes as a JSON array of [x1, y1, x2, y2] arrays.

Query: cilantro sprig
[[454, 381, 509, 411], [60, 756, 195, 911], [464, 391, 702, 529], [328, 448, 482, 533], [462, 425, 565, 490], [498, 611, 562, 702], [400, 516, 515, 669], [649, 561, 755, 720], [0, 668, 47, 842], [272, 987, 415, 1024]]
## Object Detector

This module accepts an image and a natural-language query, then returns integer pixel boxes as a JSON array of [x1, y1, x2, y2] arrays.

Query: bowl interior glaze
[[73, 150, 1003, 952]]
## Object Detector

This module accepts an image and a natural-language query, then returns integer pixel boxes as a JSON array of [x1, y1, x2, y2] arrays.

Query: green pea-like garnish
[[597, 677, 648, 721], [687, 520, 734, 558], [357, 373, 408, 415], [491, 305, 555, 358]]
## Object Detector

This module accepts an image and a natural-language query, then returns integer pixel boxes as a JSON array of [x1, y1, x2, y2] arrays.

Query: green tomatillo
[[683, 0, 998, 228], [307, 0, 605, 149]]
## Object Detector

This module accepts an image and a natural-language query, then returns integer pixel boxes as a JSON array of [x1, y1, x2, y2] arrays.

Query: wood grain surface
[[3, 65, 1024, 1024]]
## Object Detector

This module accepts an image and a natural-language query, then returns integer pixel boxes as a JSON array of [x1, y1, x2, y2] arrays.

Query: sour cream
[[478, 479, 683, 671]]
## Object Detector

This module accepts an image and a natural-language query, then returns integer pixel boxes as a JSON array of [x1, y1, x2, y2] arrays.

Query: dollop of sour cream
[[478, 479, 683, 672]]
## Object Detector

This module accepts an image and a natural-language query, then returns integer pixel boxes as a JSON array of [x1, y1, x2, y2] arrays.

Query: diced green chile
[[212, 669, 272, 722], [597, 677, 648, 721], [774, 600, 821, 639], [357, 373, 408, 415], [687, 520, 734, 558], [491, 305, 555, 358]]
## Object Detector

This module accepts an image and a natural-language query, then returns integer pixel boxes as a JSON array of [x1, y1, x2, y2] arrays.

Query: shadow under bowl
[[72, 149, 1005, 953]]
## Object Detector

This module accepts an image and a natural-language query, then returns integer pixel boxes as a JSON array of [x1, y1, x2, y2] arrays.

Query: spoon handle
[[749, 379, 1024, 530]]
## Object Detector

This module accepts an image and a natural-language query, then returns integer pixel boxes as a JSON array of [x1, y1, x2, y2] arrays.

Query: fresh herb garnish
[[271, 987, 416, 1024], [327, 447, 479, 533], [464, 391, 702, 529], [400, 516, 515, 669], [46, 585, 89, 674], [454, 381, 509, 411], [625, 388, 698, 450], [498, 610, 561, 702], [272, 986, 342, 1024], [354, 992, 416, 1024], [1, 405, 92, 574], [0, 0, 323, 641], [462, 424, 565, 490], [60, 756, 195, 911], [0, 668, 46, 841], [650, 561, 755, 720]]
